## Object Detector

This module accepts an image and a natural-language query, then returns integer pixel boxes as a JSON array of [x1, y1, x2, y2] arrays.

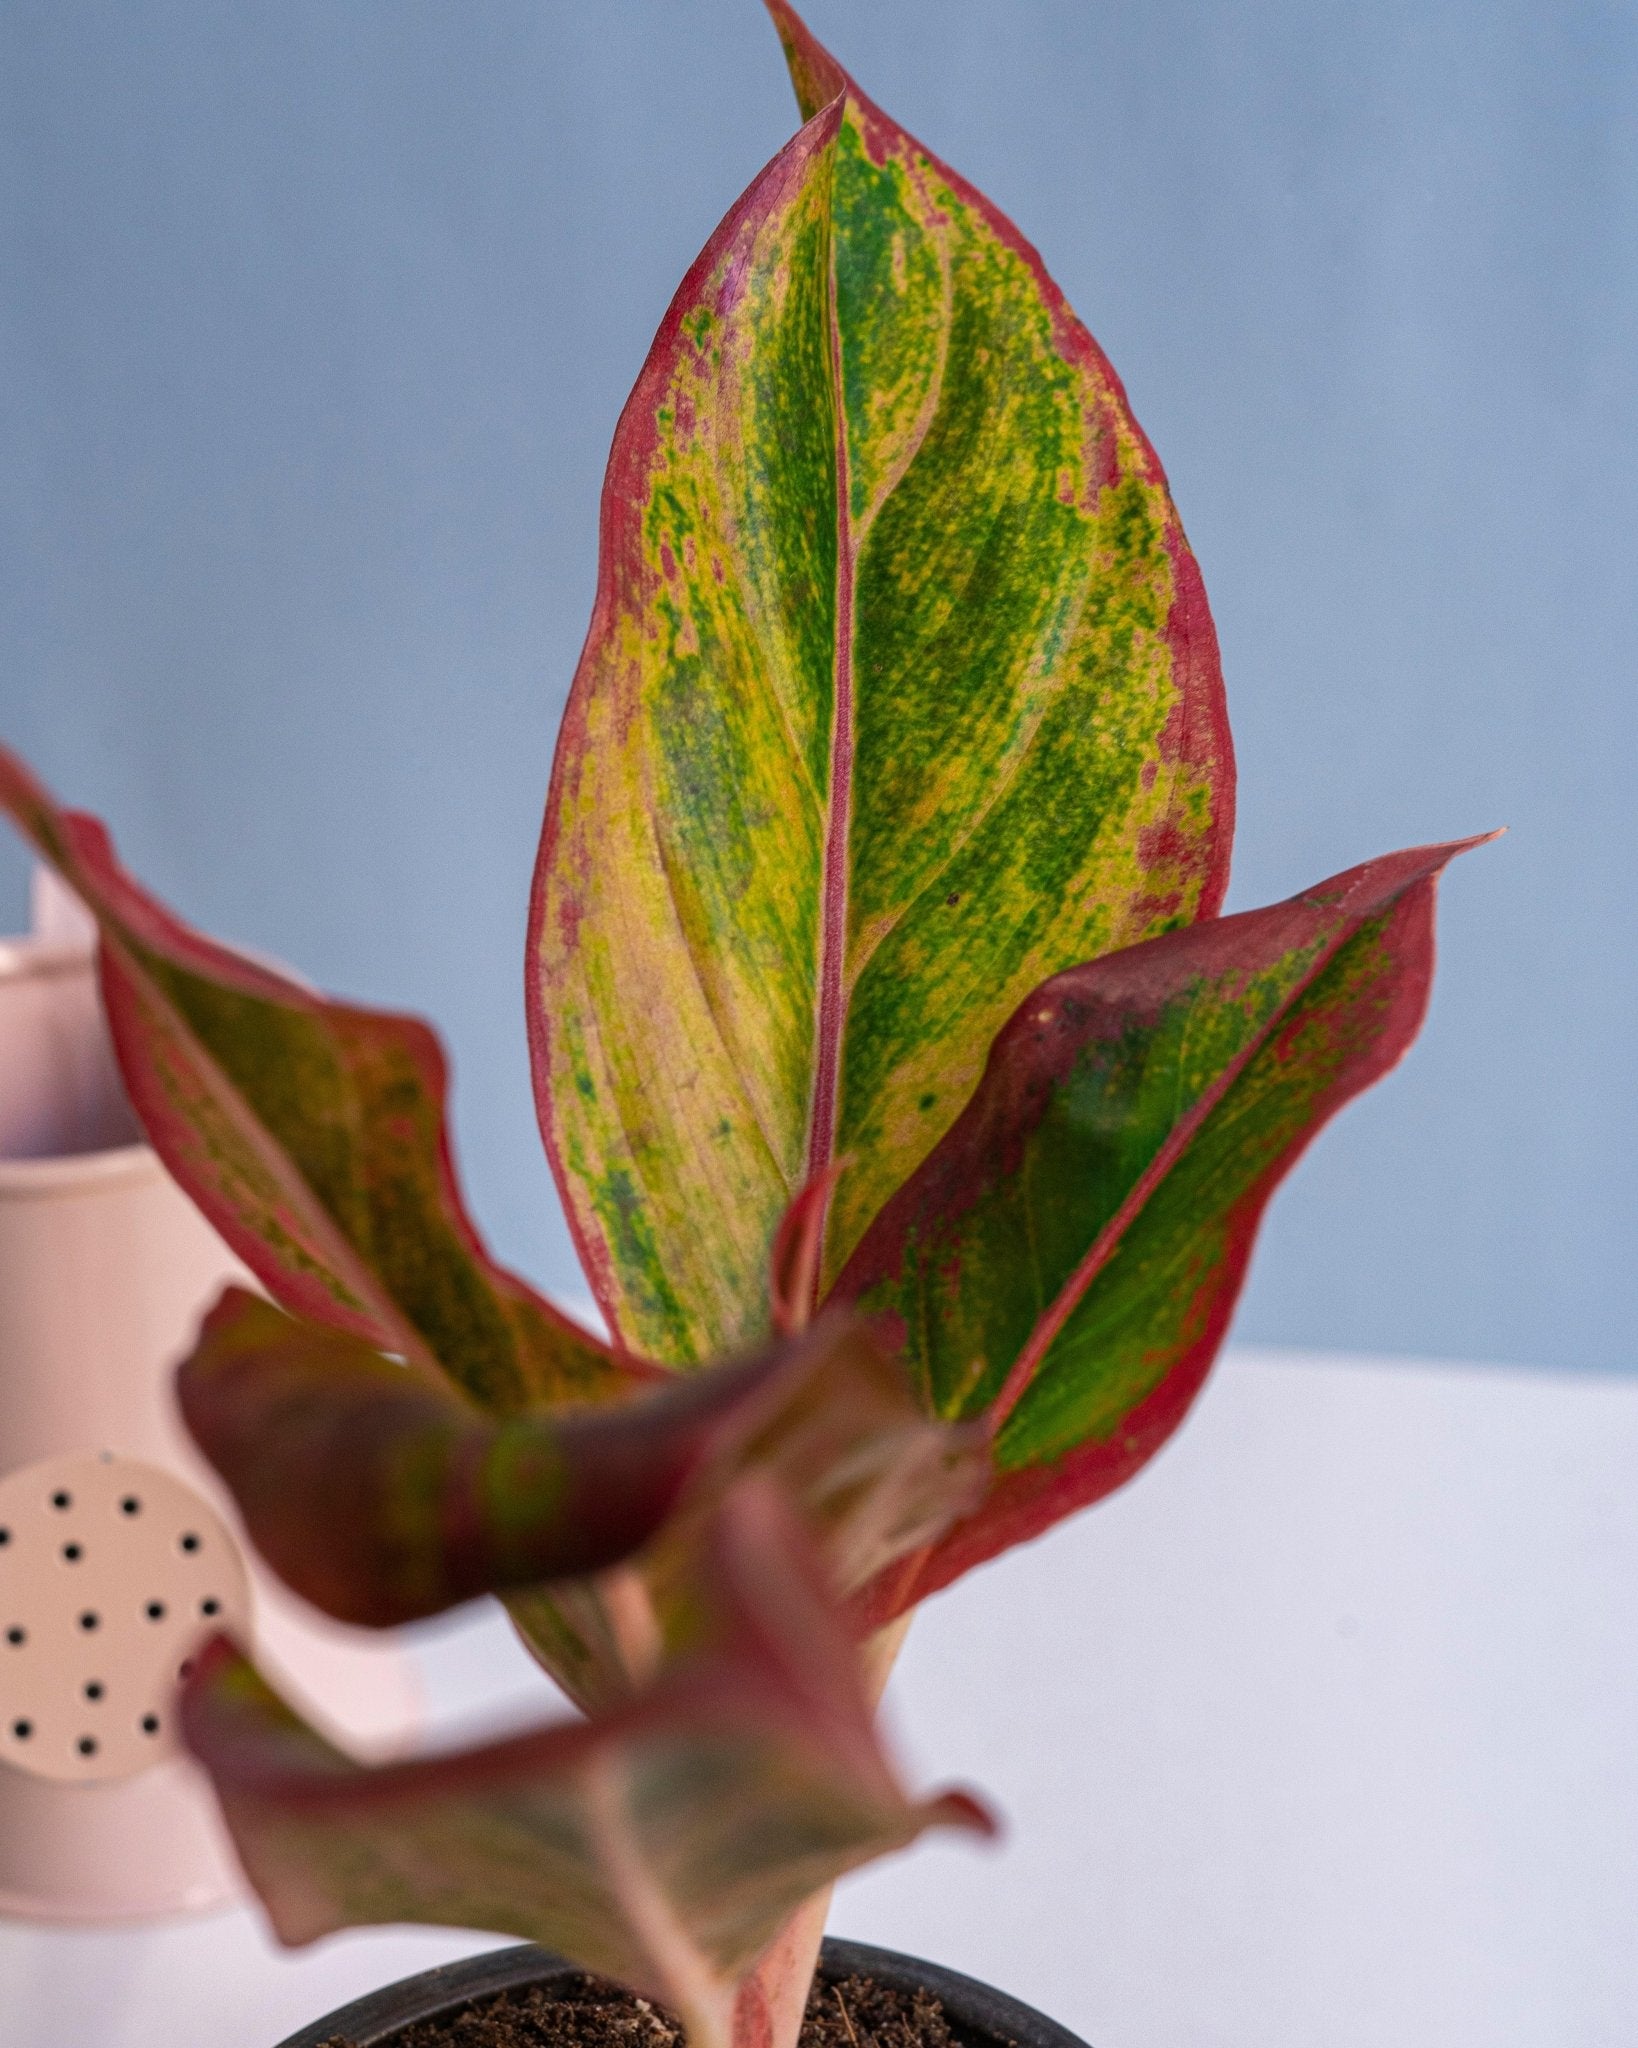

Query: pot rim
[[270, 1937, 1091, 2048]]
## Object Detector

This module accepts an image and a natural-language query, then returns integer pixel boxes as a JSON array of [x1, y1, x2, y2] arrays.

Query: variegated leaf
[[506, 1311, 986, 1709], [183, 1485, 992, 2048], [0, 746, 629, 1412], [178, 1286, 808, 1626], [833, 841, 1486, 1620], [530, 2, 1232, 1368]]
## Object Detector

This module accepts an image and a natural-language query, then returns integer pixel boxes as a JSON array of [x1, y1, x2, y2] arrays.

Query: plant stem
[[732, 1613, 913, 2048]]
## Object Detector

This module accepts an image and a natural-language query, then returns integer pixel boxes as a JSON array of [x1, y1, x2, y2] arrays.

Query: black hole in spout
[[141, 1714, 160, 1736], [5, 1627, 24, 1647], [178, 1659, 194, 1680], [83, 1681, 104, 1702], [62, 1542, 82, 1563], [145, 1600, 166, 1621], [200, 1598, 220, 1617], [51, 1491, 71, 1511], [77, 1736, 97, 1757], [79, 1611, 99, 1632], [120, 1497, 140, 1516], [0, 1526, 11, 1545], [180, 1532, 201, 1553], [12, 1720, 32, 1740]]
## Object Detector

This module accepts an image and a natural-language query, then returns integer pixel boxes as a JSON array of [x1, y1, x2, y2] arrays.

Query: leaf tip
[[928, 1786, 1002, 1841], [768, 1160, 848, 1335], [761, 0, 849, 122]]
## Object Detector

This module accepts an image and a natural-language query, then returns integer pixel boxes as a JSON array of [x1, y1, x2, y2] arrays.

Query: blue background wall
[[2, 1, 1632, 1371]]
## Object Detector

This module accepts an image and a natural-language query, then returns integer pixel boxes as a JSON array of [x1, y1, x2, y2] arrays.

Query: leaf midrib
[[803, 192, 857, 1193], [984, 900, 1381, 1435], [804, 113, 962, 1188]]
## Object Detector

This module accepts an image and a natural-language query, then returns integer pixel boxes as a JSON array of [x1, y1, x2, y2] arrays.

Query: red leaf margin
[[843, 836, 1495, 1626]]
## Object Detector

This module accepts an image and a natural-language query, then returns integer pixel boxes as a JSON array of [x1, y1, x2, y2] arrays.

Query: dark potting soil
[[317, 1968, 982, 2048]]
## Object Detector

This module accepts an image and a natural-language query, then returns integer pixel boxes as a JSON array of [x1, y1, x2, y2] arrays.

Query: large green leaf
[[0, 746, 629, 1413], [530, 2, 1233, 1368], [832, 840, 1485, 1621], [183, 1484, 991, 2048]]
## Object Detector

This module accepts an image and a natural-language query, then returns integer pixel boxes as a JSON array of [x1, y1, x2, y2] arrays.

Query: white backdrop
[[2, 1347, 1634, 2046]]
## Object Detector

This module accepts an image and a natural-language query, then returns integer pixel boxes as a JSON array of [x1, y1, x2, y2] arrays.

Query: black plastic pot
[[272, 1938, 1092, 2048]]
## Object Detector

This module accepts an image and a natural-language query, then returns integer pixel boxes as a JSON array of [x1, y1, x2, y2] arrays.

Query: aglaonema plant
[[0, 5, 1486, 2045]]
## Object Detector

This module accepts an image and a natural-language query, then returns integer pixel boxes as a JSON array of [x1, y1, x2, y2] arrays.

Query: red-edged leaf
[[505, 1314, 986, 1709], [0, 745, 633, 1412], [178, 1286, 811, 1627], [183, 1485, 992, 2048], [530, 2, 1233, 1369], [834, 840, 1490, 1620], [651, 1313, 987, 1623]]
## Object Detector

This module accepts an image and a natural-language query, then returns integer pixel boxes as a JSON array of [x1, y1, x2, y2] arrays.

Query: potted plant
[[0, 3, 1484, 2042]]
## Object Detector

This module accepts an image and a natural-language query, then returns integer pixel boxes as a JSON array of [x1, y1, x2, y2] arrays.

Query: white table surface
[[2, 1347, 1634, 2048]]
